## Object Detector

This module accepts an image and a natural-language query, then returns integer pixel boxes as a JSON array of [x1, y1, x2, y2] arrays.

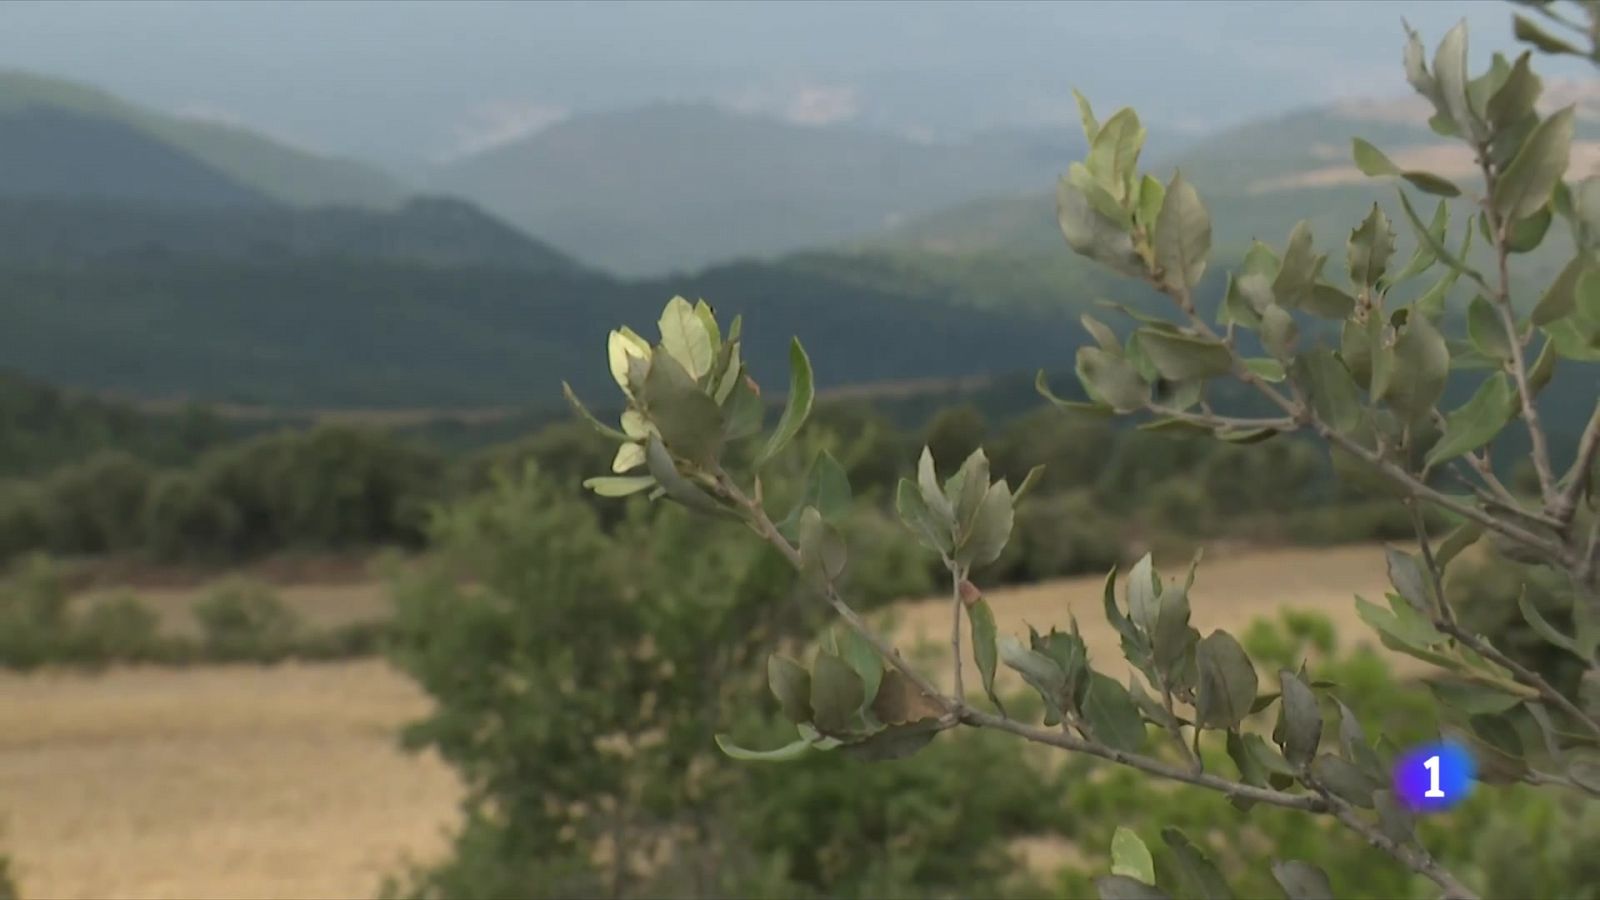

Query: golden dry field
[[1, 543, 1412, 899]]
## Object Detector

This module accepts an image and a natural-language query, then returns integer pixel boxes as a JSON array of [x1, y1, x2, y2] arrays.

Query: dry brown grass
[[0, 660, 462, 900], [1, 543, 1416, 899]]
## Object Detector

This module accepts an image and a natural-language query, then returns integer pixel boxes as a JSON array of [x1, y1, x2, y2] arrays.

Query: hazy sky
[[0, 1, 1578, 170]]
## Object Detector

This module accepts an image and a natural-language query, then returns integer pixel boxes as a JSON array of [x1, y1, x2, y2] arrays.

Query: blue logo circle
[[1392, 741, 1475, 812]]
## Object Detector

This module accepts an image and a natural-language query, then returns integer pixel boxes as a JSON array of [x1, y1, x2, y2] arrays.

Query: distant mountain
[[0, 69, 407, 209], [430, 102, 1093, 276], [858, 89, 1600, 323], [0, 195, 583, 273]]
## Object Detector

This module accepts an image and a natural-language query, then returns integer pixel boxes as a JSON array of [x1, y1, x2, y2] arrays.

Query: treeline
[[1, 392, 1436, 581]]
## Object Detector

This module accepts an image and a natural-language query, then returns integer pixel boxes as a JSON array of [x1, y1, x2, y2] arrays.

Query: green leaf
[[960, 480, 1014, 568], [1000, 636, 1068, 722], [1073, 88, 1100, 143], [1519, 590, 1587, 660], [757, 338, 814, 466], [1578, 268, 1600, 323], [799, 508, 848, 583], [1375, 790, 1417, 848], [1136, 329, 1233, 381], [1506, 205, 1553, 253], [1126, 553, 1160, 635], [1514, 12, 1583, 55], [896, 478, 952, 555], [1095, 875, 1171, 900], [1161, 827, 1235, 900], [1351, 138, 1400, 177], [968, 598, 1004, 713], [1235, 240, 1280, 313], [643, 352, 725, 466], [714, 733, 812, 762], [810, 653, 866, 735], [1243, 358, 1286, 383], [1152, 589, 1195, 680], [561, 381, 631, 440], [917, 446, 956, 526], [1425, 374, 1514, 466], [839, 720, 940, 761], [582, 475, 655, 497], [1059, 177, 1146, 278], [1037, 369, 1113, 416], [1436, 519, 1484, 569], [1084, 673, 1147, 752], [1534, 255, 1586, 326], [869, 669, 944, 726], [1385, 546, 1432, 616], [1347, 204, 1397, 287], [723, 374, 764, 440], [1087, 108, 1146, 201], [1012, 464, 1046, 505], [1385, 311, 1450, 423], [1402, 170, 1463, 197], [1076, 346, 1151, 412], [1335, 698, 1384, 778], [1399, 188, 1483, 287], [1425, 678, 1524, 715], [1244, 731, 1298, 776], [1154, 172, 1211, 292], [658, 295, 714, 379], [833, 627, 882, 706], [1259, 306, 1298, 361], [1195, 630, 1258, 730], [1272, 221, 1319, 309], [1361, 593, 1448, 647], [1433, 21, 1478, 141], [1082, 314, 1122, 354], [947, 448, 991, 538], [644, 436, 725, 515], [1305, 283, 1356, 319], [1494, 106, 1576, 222], [1294, 349, 1363, 434], [768, 655, 812, 724], [1227, 730, 1267, 786], [1312, 753, 1378, 807], [1279, 669, 1322, 766], [1468, 295, 1512, 360], [1389, 199, 1448, 285], [1111, 827, 1156, 885], [805, 450, 853, 523], [1271, 861, 1334, 900]]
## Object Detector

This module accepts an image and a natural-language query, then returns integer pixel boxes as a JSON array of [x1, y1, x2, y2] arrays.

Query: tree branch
[[1306, 781, 1479, 900], [1481, 155, 1558, 508], [949, 563, 967, 703], [960, 708, 1327, 812], [1555, 403, 1600, 525]]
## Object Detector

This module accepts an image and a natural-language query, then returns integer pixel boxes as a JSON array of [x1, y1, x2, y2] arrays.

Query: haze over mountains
[[0, 39, 1591, 417]]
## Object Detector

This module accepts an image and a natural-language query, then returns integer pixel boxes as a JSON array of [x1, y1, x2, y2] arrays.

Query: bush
[[191, 579, 300, 661]]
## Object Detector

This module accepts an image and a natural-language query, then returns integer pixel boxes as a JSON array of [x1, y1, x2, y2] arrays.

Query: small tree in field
[[566, 7, 1600, 897]]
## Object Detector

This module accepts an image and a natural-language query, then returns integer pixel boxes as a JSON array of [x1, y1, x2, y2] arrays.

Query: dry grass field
[[0, 543, 1414, 899]]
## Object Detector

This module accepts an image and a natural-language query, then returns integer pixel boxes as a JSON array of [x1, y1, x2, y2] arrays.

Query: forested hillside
[[0, 70, 406, 209]]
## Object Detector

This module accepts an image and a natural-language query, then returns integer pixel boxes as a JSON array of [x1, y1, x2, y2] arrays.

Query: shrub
[[191, 579, 300, 661], [564, 13, 1600, 893]]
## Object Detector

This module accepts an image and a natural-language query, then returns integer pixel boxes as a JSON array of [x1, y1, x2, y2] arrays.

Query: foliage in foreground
[[564, 8, 1600, 898]]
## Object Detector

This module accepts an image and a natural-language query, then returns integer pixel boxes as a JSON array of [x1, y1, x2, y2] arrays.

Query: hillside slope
[[0, 70, 406, 210], [0, 195, 583, 273], [432, 102, 1088, 276]]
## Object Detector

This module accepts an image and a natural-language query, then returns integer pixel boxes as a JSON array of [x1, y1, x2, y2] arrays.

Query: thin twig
[[1409, 502, 1458, 628], [960, 708, 1327, 812], [1435, 617, 1600, 739], [1481, 154, 1558, 508], [1307, 781, 1479, 900], [949, 564, 966, 703], [1555, 403, 1600, 525], [715, 470, 957, 716]]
